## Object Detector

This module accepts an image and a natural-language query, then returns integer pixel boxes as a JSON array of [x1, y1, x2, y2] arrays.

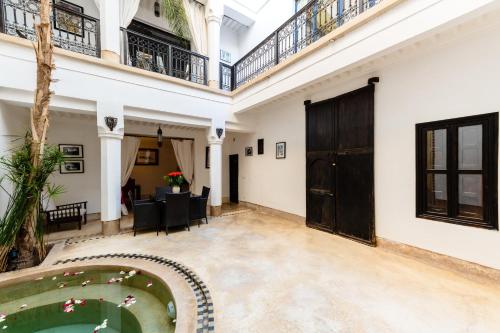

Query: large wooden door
[[334, 85, 375, 244], [306, 100, 336, 232], [306, 84, 375, 245]]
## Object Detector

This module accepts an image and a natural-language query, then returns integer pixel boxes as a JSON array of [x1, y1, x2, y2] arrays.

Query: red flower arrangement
[[164, 171, 185, 187]]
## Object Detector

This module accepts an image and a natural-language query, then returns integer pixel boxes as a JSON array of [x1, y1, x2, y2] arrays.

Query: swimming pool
[[0, 268, 176, 332]]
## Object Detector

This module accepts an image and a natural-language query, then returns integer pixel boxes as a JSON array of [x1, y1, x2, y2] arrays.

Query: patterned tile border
[[53, 253, 215, 333], [63, 230, 132, 245]]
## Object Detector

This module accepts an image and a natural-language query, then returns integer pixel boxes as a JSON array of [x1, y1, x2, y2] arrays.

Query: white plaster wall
[[67, 0, 99, 19], [236, 0, 295, 57], [134, 0, 174, 32], [232, 20, 500, 269], [0, 103, 29, 216], [47, 116, 101, 214], [220, 26, 239, 65]]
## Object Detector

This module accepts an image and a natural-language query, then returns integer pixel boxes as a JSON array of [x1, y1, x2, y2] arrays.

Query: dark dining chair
[[155, 186, 172, 201], [190, 187, 210, 227], [132, 199, 161, 236], [161, 192, 191, 235]]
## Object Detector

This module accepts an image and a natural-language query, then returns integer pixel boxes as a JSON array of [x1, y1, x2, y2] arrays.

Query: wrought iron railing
[[219, 62, 232, 91], [0, 0, 100, 57], [229, 0, 380, 90], [121, 28, 208, 86]]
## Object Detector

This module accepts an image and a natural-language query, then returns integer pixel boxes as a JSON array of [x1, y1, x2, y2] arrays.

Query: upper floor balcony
[[0, 0, 209, 86], [0, 0, 386, 92], [220, 0, 381, 91]]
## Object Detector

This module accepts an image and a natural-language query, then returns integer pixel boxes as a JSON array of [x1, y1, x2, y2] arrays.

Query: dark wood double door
[[306, 84, 375, 245]]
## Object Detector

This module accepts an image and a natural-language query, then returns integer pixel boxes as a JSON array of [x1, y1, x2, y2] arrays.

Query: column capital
[[98, 130, 124, 140], [207, 137, 224, 145], [205, 0, 223, 24]]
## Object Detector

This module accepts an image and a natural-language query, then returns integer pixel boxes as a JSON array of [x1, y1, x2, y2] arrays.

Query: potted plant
[[164, 171, 185, 193]]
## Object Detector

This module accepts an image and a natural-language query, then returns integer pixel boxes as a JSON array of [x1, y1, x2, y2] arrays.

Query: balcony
[[121, 28, 208, 86], [221, 0, 381, 91], [0, 0, 100, 57]]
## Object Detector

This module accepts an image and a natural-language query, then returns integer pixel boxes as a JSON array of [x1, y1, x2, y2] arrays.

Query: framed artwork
[[54, 0, 84, 37], [257, 139, 264, 155], [205, 146, 210, 169], [135, 148, 159, 166], [59, 144, 84, 158], [60, 160, 84, 174], [276, 142, 286, 159], [245, 146, 253, 156]]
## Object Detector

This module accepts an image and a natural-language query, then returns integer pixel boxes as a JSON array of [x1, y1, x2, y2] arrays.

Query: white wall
[[0, 103, 29, 216], [231, 20, 500, 269], [134, 0, 174, 32], [47, 115, 101, 214], [236, 0, 295, 57], [220, 26, 240, 65]]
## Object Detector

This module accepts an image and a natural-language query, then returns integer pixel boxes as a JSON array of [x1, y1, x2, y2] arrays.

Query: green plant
[[0, 136, 64, 271], [162, 0, 190, 39], [164, 171, 186, 187]]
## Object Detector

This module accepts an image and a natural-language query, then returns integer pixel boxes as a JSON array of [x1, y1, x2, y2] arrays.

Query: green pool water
[[0, 268, 176, 333]]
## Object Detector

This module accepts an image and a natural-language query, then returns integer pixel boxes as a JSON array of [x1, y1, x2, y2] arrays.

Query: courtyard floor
[[44, 210, 500, 333]]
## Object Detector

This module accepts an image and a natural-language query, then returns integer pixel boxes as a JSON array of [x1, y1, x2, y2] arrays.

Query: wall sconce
[[216, 128, 224, 139], [157, 125, 163, 147], [154, 0, 160, 17], [105, 116, 117, 132]]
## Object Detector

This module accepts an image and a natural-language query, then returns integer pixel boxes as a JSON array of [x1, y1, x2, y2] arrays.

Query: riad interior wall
[[130, 137, 179, 197], [125, 123, 210, 197], [0, 104, 29, 217], [223, 97, 306, 216], [47, 116, 101, 215], [237, 0, 295, 56], [374, 23, 500, 270], [234, 21, 500, 269]]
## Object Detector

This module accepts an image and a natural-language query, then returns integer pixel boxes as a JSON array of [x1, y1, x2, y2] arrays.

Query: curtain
[[120, 0, 141, 27], [93, 0, 141, 28], [171, 139, 194, 189], [121, 136, 141, 187], [183, 0, 208, 55]]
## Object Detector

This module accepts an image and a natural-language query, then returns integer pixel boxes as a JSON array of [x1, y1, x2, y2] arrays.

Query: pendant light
[[154, 0, 161, 17], [157, 125, 163, 147]]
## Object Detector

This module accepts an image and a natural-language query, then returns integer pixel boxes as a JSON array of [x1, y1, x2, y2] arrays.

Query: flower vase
[[172, 186, 181, 193]]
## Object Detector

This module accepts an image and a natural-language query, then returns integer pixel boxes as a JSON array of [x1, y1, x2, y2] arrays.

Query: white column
[[207, 126, 225, 216], [98, 0, 121, 62], [205, 0, 223, 89], [97, 101, 124, 235]]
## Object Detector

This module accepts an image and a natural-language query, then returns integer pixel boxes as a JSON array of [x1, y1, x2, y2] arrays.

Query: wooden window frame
[[416, 112, 498, 230]]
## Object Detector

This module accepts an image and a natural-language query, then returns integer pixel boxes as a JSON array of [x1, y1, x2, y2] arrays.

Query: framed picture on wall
[[135, 148, 159, 166], [60, 160, 84, 174], [59, 144, 84, 158], [276, 142, 286, 159], [205, 146, 210, 169], [245, 146, 253, 156]]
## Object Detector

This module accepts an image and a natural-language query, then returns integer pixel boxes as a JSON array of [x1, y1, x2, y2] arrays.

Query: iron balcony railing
[[224, 0, 380, 90], [219, 62, 232, 91], [121, 28, 208, 86], [0, 0, 100, 57]]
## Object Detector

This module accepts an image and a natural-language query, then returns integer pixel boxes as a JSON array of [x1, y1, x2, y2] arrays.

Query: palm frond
[[162, 0, 190, 39]]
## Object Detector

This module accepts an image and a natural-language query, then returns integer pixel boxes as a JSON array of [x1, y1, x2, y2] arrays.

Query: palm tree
[[0, 0, 55, 271]]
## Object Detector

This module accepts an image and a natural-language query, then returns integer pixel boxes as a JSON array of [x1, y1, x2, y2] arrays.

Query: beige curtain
[[93, 0, 141, 28], [171, 139, 194, 189], [183, 0, 208, 55], [121, 136, 141, 187]]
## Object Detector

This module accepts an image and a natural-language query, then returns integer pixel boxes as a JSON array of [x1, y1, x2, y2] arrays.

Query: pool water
[[0, 268, 176, 333]]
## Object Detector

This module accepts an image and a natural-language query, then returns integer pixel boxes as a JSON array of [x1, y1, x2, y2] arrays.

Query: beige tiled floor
[[46, 211, 500, 332]]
